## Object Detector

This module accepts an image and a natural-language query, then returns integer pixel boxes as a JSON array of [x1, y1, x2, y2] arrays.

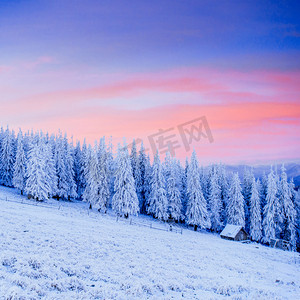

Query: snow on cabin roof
[[220, 224, 243, 238]]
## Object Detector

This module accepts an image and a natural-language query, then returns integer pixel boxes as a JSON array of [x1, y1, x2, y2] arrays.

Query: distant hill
[[225, 163, 300, 188]]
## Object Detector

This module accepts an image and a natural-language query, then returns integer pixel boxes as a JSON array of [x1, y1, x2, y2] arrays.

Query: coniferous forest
[[1, 126, 299, 251]]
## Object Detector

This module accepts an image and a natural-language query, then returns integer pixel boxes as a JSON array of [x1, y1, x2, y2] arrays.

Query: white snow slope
[[0, 186, 299, 300]]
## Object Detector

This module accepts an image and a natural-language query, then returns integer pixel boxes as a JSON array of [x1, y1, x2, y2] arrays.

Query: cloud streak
[[21, 56, 55, 70], [5, 100, 299, 164], [1, 65, 299, 163], [2, 67, 300, 114]]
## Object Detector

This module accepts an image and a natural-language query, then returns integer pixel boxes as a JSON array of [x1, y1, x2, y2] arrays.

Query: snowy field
[[0, 186, 299, 300]]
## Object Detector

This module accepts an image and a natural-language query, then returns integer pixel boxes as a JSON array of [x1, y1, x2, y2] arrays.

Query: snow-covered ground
[[0, 186, 299, 299]]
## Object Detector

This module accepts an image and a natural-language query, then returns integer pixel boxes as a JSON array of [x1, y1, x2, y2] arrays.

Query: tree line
[[0, 126, 299, 251]]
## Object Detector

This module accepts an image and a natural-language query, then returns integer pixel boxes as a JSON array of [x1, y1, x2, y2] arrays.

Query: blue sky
[[0, 0, 300, 163], [1, 0, 300, 71]]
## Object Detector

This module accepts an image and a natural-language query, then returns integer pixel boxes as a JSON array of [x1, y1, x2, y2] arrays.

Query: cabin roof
[[220, 224, 244, 238]]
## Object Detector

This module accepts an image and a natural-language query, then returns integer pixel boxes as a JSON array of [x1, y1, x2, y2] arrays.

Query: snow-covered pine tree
[[25, 139, 51, 201], [250, 178, 262, 241], [79, 139, 88, 199], [175, 159, 184, 196], [0, 127, 16, 187], [263, 168, 281, 243], [274, 170, 283, 236], [31, 130, 40, 145], [208, 169, 223, 232], [164, 151, 172, 179], [292, 181, 300, 251], [185, 150, 211, 231], [256, 178, 262, 201], [0, 126, 3, 142], [74, 141, 82, 198], [130, 139, 138, 181], [84, 144, 101, 209], [143, 154, 152, 212], [112, 142, 139, 218], [165, 154, 182, 221], [147, 151, 168, 221], [64, 136, 77, 200], [82, 144, 93, 205], [181, 157, 189, 220], [137, 141, 147, 213], [130, 139, 141, 207], [11, 129, 17, 159], [107, 136, 115, 208], [290, 178, 296, 205], [107, 136, 116, 207], [96, 137, 110, 212], [261, 172, 268, 212], [279, 165, 296, 250], [217, 163, 229, 225], [175, 159, 185, 220], [202, 165, 212, 202], [22, 130, 30, 158], [54, 133, 69, 200], [227, 173, 245, 227], [242, 168, 254, 232], [13, 130, 26, 195], [43, 135, 57, 198]]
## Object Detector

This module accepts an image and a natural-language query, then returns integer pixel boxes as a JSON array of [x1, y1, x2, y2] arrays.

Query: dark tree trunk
[[124, 213, 129, 219], [89, 204, 92, 209], [194, 225, 198, 231], [21, 190, 23, 195]]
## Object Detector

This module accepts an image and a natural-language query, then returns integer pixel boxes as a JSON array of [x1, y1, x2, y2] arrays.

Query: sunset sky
[[1, 1, 300, 164]]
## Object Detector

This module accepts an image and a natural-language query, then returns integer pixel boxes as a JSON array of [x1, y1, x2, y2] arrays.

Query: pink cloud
[[1, 76, 226, 115], [8, 101, 299, 164], [3, 66, 300, 117], [2, 65, 300, 163], [0, 65, 13, 73], [0, 56, 55, 75], [21, 56, 55, 70], [161, 67, 300, 96]]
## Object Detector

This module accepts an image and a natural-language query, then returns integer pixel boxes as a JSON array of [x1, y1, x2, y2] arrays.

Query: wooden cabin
[[220, 224, 249, 241]]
